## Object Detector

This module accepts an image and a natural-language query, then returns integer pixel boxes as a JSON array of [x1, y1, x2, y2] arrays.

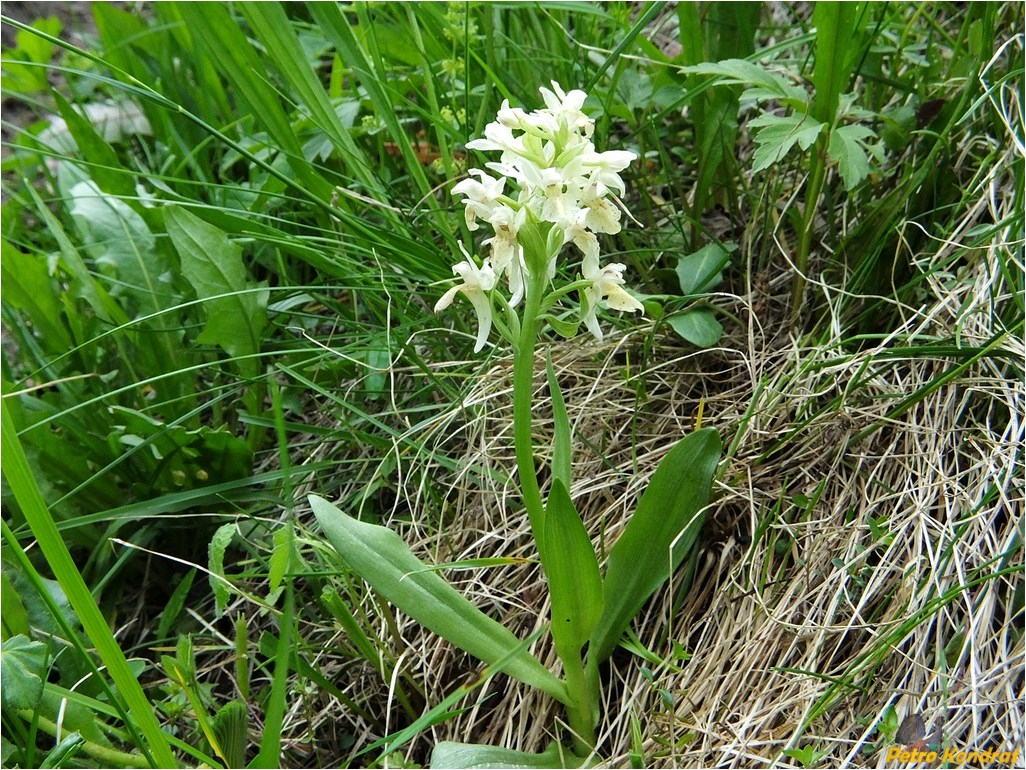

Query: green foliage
[[541, 481, 603, 656], [208, 522, 236, 617], [1, 1, 1018, 765], [165, 207, 268, 378], [0, 16, 62, 94], [1, 634, 47, 710], [430, 740, 591, 769], [667, 310, 723, 349], [591, 429, 722, 663], [310, 495, 570, 704]]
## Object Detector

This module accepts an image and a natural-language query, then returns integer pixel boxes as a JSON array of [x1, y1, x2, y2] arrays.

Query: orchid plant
[[311, 84, 721, 768]]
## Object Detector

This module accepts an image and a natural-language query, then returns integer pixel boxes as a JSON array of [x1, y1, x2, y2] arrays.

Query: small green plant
[[312, 83, 722, 765]]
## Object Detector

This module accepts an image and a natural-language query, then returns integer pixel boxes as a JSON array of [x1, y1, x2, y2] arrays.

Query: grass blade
[[0, 398, 178, 768]]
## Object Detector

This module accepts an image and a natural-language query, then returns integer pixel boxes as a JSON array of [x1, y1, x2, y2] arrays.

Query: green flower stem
[[561, 644, 598, 753], [512, 261, 599, 752], [512, 268, 549, 537]]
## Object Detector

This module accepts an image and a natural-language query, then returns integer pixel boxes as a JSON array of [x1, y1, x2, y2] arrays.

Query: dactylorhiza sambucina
[[435, 82, 644, 351]]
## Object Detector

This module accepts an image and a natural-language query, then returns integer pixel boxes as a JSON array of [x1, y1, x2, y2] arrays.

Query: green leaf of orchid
[[545, 314, 581, 339], [431, 739, 592, 769], [546, 353, 572, 491], [590, 428, 721, 662], [541, 480, 603, 655], [310, 495, 568, 704]]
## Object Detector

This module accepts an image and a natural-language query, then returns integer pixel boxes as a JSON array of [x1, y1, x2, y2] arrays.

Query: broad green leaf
[[208, 523, 235, 616], [67, 179, 172, 319], [165, 206, 267, 377], [541, 481, 603, 655], [1, 634, 47, 710], [668, 310, 724, 348], [675, 243, 733, 296], [546, 354, 572, 490], [828, 123, 878, 190], [430, 740, 590, 769], [748, 114, 825, 172], [591, 429, 721, 662], [0, 241, 71, 349], [311, 495, 568, 704]]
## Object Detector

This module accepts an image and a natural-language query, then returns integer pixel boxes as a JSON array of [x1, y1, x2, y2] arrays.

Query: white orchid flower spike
[[437, 82, 644, 349]]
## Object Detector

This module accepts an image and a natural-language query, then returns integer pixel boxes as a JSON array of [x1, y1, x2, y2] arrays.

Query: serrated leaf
[[208, 523, 236, 616], [748, 113, 825, 172], [667, 310, 723, 348], [675, 243, 732, 296], [430, 740, 590, 769], [310, 495, 568, 704], [828, 123, 878, 190], [590, 429, 721, 662], [165, 207, 267, 377], [1, 634, 47, 710], [541, 480, 603, 655], [682, 59, 808, 106]]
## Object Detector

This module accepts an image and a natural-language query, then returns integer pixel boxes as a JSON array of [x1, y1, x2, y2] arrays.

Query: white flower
[[452, 170, 506, 231], [465, 121, 524, 158], [450, 82, 641, 344], [483, 205, 527, 305], [539, 81, 592, 137], [434, 245, 498, 352], [580, 181, 622, 234], [582, 148, 636, 197], [580, 254, 645, 341]]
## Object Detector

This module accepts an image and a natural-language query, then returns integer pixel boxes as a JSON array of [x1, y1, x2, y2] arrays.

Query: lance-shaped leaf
[[310, 496, 568, 704], [431, 740, 590, 769], [541, 480, 603, 656], [590, 428, 721, 662]]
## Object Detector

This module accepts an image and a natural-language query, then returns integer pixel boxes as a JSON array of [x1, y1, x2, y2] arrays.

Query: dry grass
[[283, 148, 1026, 768], [245, 35, 1026, 769]]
